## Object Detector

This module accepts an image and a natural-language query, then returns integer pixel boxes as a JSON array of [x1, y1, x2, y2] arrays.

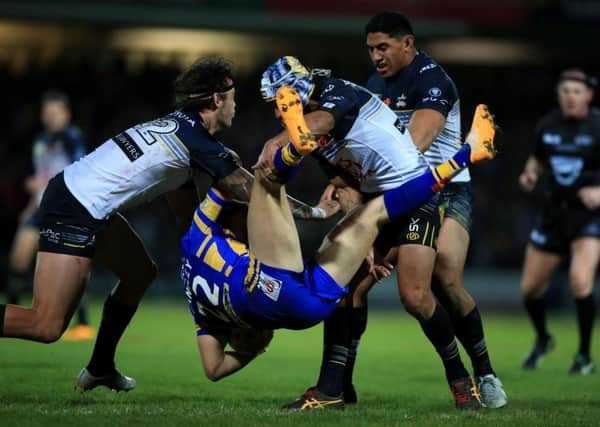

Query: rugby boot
[[450, 377, 483, 410], [568, 353, 595, 375], [76, 367, 136, 392], [522, 335, 555, 370], [465, 104, 497, 162], [275, 85, 318, 155], [281, 387, 344, 411], [477, 374, 508, 408]]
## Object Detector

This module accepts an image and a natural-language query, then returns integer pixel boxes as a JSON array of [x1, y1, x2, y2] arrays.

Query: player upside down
[[181, 86, 497, 391]]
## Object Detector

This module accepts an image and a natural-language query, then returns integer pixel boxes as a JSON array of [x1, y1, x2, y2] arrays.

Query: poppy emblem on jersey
[[429, 87, 442, 98]]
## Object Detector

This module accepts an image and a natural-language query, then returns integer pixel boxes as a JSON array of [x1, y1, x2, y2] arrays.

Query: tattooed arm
[[214, 167, 339, 220]]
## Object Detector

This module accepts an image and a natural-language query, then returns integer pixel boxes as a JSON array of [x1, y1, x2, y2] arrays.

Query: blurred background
[[1, 0, 599, 310]]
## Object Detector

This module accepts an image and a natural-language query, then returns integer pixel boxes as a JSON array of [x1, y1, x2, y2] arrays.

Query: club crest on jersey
[[396, 94, 407, 108], [428, 87, 442, 98], [258, 272, 282, 302]]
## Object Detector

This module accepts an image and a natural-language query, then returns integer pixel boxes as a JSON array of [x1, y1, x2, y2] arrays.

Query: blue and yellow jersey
[[181, 190, 347, 336]]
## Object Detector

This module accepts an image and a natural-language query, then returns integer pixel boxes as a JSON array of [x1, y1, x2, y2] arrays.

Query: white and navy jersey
[[533, 108, 600, 207], [63, 110, 238, 219], [313, 77, 429, 194], [366, 51, 469, 183], [32, 125, 86, 204]]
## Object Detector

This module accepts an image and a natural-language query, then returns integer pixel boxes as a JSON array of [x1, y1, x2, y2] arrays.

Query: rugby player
[[183, 85, 497, 403], [0, 57, 333, 392], [520, 69, 599, 375], [255, 55, 495, 410]]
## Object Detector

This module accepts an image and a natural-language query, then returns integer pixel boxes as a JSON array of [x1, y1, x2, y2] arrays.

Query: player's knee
[[569, 272, 593, 298], [399, 287, 431, 317], [204, 367, 224, 382], [31, 315, 65, 343]]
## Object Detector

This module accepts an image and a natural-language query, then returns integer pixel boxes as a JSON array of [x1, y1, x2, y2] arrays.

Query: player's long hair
[[174, 57, 234, 112]]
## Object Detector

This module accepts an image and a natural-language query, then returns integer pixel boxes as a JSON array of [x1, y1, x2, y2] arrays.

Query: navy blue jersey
[[533, 107, 600, 206], [63, 110, 239, 219], [366, 52, 468, 181]]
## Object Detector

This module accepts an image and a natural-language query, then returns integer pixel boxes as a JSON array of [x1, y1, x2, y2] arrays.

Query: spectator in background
[[5, 91, 95, 340], [519, 69, 599, 375]]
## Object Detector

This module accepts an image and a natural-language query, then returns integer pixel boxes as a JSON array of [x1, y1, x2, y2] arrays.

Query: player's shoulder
[[413, 52, 454, 83], [366, 72, 384, 92], [588, 107, 600, 122]]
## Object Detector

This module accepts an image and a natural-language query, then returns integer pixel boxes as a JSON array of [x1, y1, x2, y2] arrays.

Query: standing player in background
[[283, 12, 507, 410], [519, 69, 599, 375], [5, 91, 95, 340]]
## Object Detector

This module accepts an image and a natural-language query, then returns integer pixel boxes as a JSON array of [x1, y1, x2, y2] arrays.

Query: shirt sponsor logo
[[322, 102, 336, 109], [575, 134, 594, 146], [396, 94, 407, 108], [113, 132, 143, 161], [542, 133, 561, 145], [549, 155, 583, 186], [419, 63, 437, 73], [258, 272, 282, 302]]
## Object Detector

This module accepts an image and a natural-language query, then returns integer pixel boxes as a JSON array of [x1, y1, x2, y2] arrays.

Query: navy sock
[[453, 308, 495, 377], [575, 294, 596, 357], [87, 294, 137, 376], [344, 306, 368, 390], [419, 304, 469, 383], [273, 145, 302, 183], [317, 307, 351, 397], [524, 297, 549, 341]]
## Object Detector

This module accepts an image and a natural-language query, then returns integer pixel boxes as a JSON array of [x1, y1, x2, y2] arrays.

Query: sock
[[86, 294, 138, 376], [6, 271, 27, 305], [0, 304, 5, 336], [344, 306, 368, 390], [524, 297, 549, 341], [77, 304, 89, 326], [418, 304, 469, 383], [273, 145, 302, 183], [575, 294, 596, 357], [452, 307, 495, 377], [317, 307, 351, 397], [383, 144, 471, 219]]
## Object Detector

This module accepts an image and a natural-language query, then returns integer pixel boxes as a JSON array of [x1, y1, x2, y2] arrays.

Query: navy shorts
[[439, 182, 473, 234], [37, 172, 109, 258]]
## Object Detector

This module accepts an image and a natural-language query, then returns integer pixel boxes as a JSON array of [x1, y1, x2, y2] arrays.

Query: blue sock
[[273, 145, 301, 183], [383, 144, 472, 220]]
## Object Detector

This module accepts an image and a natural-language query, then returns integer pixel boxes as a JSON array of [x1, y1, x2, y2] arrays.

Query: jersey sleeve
[[317, 79, 359, 124], [188, 139, 239, 182], [413, 67, 458, 117]]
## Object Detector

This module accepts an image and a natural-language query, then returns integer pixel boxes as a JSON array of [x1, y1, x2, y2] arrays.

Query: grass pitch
[[1, 300, 599, 426]]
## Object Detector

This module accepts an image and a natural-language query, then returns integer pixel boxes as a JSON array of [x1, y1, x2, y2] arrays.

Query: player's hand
[[519, 169, 538, 192], [578, 186, 600, 210], [311, 190, 341, 220], [333, 185, 363, 214], [366, 247, 394, 282], [252, 136, 286, 174]]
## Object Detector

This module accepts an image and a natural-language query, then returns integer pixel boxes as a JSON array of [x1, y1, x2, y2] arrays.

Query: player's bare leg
[[77, 213, 157, 392], [521, 244, 562, 370], [434, 217, 506, 408], [2, 252, 90, 341], [247, 169, 304, 273]]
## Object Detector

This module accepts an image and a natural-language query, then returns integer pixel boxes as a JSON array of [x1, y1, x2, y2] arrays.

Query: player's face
[[216, 79, 236, 129], [557, 80, 593, 119], [41, 101, 70, 134], [367, 32, 414, 78]]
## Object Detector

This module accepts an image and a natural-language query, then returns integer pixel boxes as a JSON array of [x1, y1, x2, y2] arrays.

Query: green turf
[[1, 301, 599, 426]]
